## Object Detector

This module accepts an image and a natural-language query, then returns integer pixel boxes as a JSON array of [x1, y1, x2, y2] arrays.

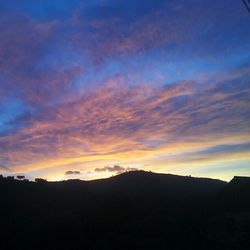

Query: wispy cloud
[[1, 71, 250, 180]]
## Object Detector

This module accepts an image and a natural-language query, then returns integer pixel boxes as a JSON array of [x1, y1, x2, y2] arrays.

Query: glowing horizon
[[0, 0, 250, 181]]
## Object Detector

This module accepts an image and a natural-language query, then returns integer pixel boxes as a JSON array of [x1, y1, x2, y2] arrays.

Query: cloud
[[95, 165, 138, 174], [145, 142, 250, 168], [68, 0, 250, 64], [65, 170, 81, 175], [16, 175, 25, 180], [1, 69, 250, 177]]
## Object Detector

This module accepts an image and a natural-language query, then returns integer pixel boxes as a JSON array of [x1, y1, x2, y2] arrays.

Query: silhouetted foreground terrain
[[0, 171, 250, 250]]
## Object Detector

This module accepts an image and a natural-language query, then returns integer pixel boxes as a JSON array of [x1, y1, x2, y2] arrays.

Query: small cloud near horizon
[[65, 170, 81, 175], [95, 165, 139, 174]]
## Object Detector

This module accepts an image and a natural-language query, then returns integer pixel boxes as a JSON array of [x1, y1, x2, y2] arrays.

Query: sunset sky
[[0, 0, 250, 181]]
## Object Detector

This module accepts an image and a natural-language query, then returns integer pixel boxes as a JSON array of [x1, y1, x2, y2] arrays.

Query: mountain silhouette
[[218, 176, 250, 211], [0, 171, 249, 250]]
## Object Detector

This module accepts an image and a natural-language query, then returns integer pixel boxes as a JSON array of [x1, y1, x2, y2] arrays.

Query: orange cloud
[[1, 73, 250, 181]]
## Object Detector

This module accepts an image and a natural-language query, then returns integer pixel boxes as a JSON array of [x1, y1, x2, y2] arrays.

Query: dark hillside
[[0, 172, 249, 250], [218, 176, 250, 211]]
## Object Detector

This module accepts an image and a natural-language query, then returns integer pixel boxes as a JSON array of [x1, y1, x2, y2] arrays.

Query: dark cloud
[[95, 165, 138, 174], [65, 170, 81, 175], [16, 175, 25, 180], [196, 142, 250, 156], [153, 142, 250, 165]]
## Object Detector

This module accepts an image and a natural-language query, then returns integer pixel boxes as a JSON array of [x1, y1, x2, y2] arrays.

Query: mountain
[[218, 176, 250, 210], [0, 171, 249, 250]]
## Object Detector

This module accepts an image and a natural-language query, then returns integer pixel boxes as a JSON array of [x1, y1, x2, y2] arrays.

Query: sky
[[0, 0, 250, 181]]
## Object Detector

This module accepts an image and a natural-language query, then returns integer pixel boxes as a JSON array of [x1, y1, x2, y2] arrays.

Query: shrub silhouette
[[35, 178, 47, 183], [6, 176, 14, 180]]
